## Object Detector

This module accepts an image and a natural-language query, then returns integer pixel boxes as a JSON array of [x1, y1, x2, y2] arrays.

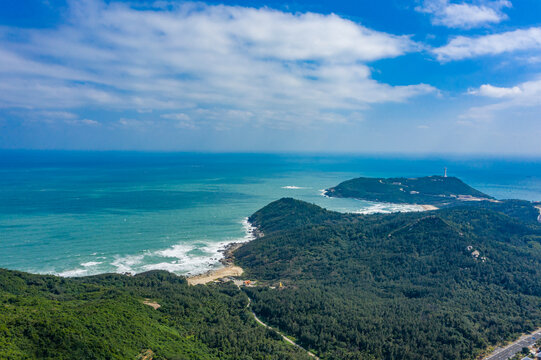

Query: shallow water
[[1, 151, 540, 277]]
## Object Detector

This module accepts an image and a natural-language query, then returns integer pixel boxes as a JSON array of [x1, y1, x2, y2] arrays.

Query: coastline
[[186, 242, 245, 285], [187, 220, 260, 285], [186, 200, 436, 286], [352, 201, 439, 214], [187, 264, 244, 285], [323, 189, 439, 213]]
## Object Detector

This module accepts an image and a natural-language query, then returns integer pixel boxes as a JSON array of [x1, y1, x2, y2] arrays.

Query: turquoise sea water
[[1, 151, 540, 277]]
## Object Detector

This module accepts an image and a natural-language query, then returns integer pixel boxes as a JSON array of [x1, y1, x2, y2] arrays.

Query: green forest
[[2, 176, 541, 359], [0, 269, 310, 359], [236, 198, 541, 359], [325, 175, 493, 205]]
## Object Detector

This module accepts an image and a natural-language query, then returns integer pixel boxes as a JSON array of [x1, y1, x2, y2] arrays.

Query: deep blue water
[[1, 151, 540, 277]]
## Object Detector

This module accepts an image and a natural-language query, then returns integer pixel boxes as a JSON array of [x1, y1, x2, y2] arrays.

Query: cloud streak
[[417, 0, 511, 29], [434, 27, 541, 61], [469, 77, 541, 103], [461, 76, 541, 120], [0, 0, 435, 128]]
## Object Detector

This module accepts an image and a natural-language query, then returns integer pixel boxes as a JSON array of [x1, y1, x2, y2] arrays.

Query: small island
[[325, 175, 495, 206], [325, 174, 541, 223]]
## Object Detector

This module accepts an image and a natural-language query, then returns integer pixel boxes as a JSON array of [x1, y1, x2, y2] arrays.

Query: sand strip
[[421, 205, 439, 211], [187, 265, 244, 285], [187, 240, 248, 285]]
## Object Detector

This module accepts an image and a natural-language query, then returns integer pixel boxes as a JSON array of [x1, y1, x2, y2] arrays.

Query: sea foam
[[81, 261, 102, 267], [57, 268, 88, 277], [319, 189, 330, 197], [353, 202, 425, 214], [69, 218, 258, 277], [111, 254, 145, 273]]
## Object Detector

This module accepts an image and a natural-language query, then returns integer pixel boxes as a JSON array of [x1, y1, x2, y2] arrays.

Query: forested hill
[[0, 269, 311, 360], [2, 197, 540, 360], [325, 175, 493, 205], [236, 198, 541, 359]]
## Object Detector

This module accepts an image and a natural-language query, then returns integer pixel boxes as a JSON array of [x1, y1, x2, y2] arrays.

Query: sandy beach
[[421, 205, 439, 211], [187, 265, 244, 285], [187, 240, 248, 285]]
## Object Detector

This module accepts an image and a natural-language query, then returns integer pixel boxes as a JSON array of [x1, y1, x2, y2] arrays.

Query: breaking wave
[[55, 218, 256, 277]]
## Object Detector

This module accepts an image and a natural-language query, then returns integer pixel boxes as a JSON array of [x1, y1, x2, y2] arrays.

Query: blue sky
[[0, 0, 540, 154]]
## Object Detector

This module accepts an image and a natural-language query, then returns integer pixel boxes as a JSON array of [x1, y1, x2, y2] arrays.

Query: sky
[[0, 0, 540, 154]]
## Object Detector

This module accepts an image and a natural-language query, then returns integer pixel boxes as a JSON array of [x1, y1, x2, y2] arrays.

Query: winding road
[[246, 297, 320, 359], [242, 287, 540, 360]]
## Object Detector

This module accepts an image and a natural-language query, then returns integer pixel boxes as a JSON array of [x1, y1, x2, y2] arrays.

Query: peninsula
[[325, 175, 494, 206], [235, 196, 541, 359]]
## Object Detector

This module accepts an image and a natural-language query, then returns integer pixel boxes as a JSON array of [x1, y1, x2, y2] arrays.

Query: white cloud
[[161, 113, 196, 129], [118, 118, 150, 126], [0, 0, 435, 128], [39, 111, 79, 120], [434, 27, 541, 61], [416, 0, 511, 29], [66, 118, 100, 126], [11, 109, 100, 126], [462, 76, 541, 119], [523, 55, 541, 64], [161, 113, 188, 121], [470, 78, 541, 101], [468, 84, 522, 97]]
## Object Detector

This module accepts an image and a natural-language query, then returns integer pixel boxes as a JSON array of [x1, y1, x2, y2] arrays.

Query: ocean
[[1, 151, 540, 277]]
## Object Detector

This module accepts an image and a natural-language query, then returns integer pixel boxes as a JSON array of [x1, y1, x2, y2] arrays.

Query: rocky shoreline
[[218, 242, 245, 267], [187, 219, 262, 285]]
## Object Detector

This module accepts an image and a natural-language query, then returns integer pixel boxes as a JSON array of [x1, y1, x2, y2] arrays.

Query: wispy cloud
[[461, 76, 541, 120], [0, 0, 435, 129], [468, 84, 522, 98], [433, 27, 541, 61], [11, 110, 99, 126], [417, 0, 511, 29], [66, 118, 100, 126], [161, 113, 197, 129], [468, 77, 541, 102]]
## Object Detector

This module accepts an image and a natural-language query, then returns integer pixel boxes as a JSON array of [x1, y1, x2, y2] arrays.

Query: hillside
[[0, 269, 310, 360], [2, 195, 540, 359], [325, 175, 493, 206], [236, 198, 541, 360]]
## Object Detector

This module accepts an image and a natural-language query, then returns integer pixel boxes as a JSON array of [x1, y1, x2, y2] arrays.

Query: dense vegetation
[[325, 175, 492, 205], [0, 269, 310, 360], [3, 176, 540, 359], [459, 198, 541, 223], [236, 198, 541, 360]]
